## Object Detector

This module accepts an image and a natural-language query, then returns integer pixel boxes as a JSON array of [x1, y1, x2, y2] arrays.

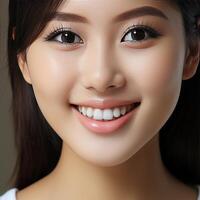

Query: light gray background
[[0, 0, 17, 194]]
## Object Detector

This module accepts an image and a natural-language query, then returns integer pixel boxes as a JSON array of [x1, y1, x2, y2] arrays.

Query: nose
[[80, 42, 126, 94]]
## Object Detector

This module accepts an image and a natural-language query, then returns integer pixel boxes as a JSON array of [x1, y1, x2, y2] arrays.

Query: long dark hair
[[7, 0, 200, 190]]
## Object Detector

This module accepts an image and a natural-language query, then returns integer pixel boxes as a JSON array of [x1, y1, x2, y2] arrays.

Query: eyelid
[[44, 26, 74, 41], [122, 23, 161, 38]]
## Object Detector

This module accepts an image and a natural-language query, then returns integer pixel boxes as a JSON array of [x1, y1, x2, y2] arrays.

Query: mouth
[[71, 102, 141, 121], [71, 101, 141, 135]]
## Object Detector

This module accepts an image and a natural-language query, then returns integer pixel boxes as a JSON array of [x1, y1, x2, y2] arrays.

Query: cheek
[[122, 37, 186, 98], [26, 43, 78, 103], [25, 43, 82, 131]]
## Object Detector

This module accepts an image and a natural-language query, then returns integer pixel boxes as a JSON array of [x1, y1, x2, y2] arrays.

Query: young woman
[[1, 0, 200, 199]]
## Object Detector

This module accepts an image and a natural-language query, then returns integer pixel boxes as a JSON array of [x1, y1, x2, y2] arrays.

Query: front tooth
[[103, 109, 113, 120], [120, 106, 126, 115], [86, 107, 93, 118], [93, 109, 103, 120], [113, 107, 121, 118]]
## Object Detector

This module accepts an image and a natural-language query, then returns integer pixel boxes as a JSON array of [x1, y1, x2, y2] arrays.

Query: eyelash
[[43, 22, 162, 47]]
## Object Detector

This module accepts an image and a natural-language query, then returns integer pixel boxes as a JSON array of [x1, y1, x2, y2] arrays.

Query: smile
[[71, 102, 141, 135], [74, 102, 140, 121]]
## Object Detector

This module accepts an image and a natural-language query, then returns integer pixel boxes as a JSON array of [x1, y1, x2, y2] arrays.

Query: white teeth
[[103, 109, 113, 120], [77, 104, 135, 121], [120, 106, 126, 115], [93, 109, 103, 120], [86, 107, 93, 118], [82, 107, 87, 116], [113, 108, 121, 118]]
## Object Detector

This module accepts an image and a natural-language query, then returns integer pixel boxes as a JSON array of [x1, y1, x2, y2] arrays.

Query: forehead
[[60, 0, 175, 6], [56, 0, 180, 24], [59, 0, 178, 14]]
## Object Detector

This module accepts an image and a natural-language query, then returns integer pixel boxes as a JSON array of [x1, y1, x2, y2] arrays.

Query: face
[[19, 0, 189, 167]]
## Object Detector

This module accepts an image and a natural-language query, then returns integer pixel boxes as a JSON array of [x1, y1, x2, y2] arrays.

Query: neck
[[44, 134, 189, 200]]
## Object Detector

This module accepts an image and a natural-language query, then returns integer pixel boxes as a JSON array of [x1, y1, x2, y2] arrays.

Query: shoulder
[[0, 188, 18, 200], [1, 185, 200, 200]]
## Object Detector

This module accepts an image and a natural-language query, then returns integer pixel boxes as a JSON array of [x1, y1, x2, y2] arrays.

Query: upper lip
[[71, 99, 141, 109]]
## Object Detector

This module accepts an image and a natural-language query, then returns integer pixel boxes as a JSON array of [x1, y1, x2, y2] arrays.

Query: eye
[[45, 29, 83, 45], [121, 25, 161, 43], [54, 31, 83, 44]]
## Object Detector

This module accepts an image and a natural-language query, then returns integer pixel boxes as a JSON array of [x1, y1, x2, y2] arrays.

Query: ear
[[17, 53, 32, 84], [182, 43, 200, 80]]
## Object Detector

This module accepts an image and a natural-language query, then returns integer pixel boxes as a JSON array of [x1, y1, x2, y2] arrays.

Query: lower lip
[[71, 105, 139, 135]]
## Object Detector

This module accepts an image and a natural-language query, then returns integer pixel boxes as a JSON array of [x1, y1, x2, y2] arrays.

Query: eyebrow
[[51, 6, 169, 24]]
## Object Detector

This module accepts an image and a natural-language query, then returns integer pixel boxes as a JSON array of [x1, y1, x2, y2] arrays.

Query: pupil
[[131, 29, 145, 41], [61, 32, 75, 43]]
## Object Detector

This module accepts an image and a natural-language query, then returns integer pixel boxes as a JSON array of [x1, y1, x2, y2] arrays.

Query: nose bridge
[[89, 38, 113, 77], [80, 37, 125, 93]]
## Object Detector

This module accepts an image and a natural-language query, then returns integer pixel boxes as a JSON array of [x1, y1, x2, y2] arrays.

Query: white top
[[1, 186, 200, 200], [0, 188, 18, 200]]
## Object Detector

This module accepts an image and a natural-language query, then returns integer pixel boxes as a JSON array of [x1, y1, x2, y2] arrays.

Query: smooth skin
[[16, 0, 200, 199]]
